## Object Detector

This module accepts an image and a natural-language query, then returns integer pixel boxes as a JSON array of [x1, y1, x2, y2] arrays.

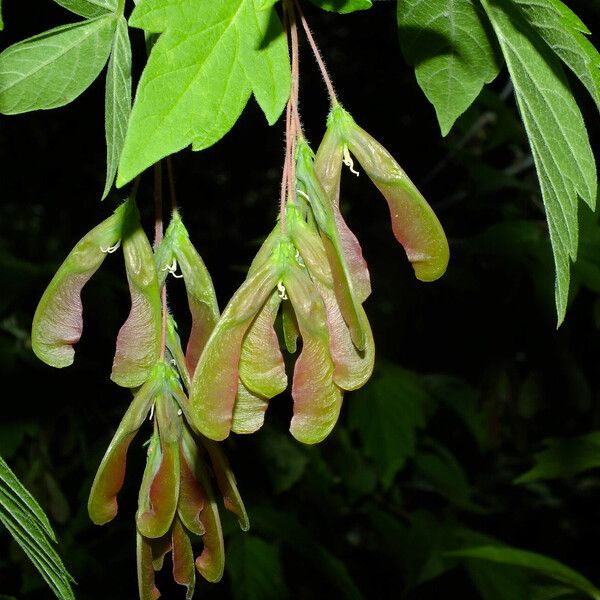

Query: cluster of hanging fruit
[[30, 2, 449, 598]]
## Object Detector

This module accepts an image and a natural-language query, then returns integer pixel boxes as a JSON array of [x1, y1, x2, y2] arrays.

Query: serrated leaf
[[53, 0, 117, 18], [480, 0, 597, 325], [103, 14, 132, 199], [448, 546, 600, 600], [348, 363, 430, 487], [512, 0, 600, 113], [0, 15, 117, 114], [515, 432, 600, 483], [308, 0, 372, 14], [397, 0, 501, 136], [118, 0, 290, 186], [0, 456, 75, 600]]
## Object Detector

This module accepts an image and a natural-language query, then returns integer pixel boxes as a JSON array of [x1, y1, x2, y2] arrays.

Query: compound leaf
[[397, 0, 501, 135]]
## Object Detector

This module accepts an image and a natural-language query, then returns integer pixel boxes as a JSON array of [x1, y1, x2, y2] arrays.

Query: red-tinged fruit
[[111, 201, 162, 388], [31, 202, 127, 368], [88, 373, 161, 525]]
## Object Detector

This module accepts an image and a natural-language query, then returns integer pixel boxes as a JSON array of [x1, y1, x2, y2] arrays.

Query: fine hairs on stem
[[293, 0, 338, 106], [280, 0, 302, 233]]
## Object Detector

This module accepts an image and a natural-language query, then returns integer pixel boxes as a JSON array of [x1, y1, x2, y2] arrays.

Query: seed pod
[[290, 213, 374, 391], [88, 371, 161, 525], [314, 120, 371, 302], [172, 517, 196, 600], [136, 390, 181, 539], [111, 201, 162, 387], [332, 106, 450, 282], [180, 428, 225, 582], [296, 139, 366, 351], [283, 259, 343, 444], [177, 434, 206, 537], [137, 531, 161, 600], [169, 214, 220, 376], [282, 299, 299, 353], [203, 439, 249, 531], [189, 258, 281, 441], [31, 202, 127, 368]]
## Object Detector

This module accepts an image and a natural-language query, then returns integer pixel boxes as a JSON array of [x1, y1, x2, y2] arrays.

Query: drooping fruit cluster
[[30, 2, 449, 598]]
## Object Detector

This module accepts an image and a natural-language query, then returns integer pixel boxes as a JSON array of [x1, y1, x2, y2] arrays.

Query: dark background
[[1, 1, 600, 598]]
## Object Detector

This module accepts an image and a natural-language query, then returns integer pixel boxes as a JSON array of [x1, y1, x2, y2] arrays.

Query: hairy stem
[[294, 0, 338, 106]]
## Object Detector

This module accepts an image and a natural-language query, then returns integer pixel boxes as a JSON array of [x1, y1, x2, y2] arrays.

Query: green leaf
[[397, 0, 501, 135], [0, 15, 117, 114], [515, 432, 600, 483], [117, 0, 290, 186], [227, 535, 289, 600], [53, 0, 117, 18], [414, 442, 483, 512], [0, 0, 3, 31], [0, 456, 75, 600], [511, 0, 600, 112], [448, 546, 600, 600], [348, 363, 430, 487], [103, 14, 132, 199], [480, 0, 597, 325], [308, 0, 372, 14]]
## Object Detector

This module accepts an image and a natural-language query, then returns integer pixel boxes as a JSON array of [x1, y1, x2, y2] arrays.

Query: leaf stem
[[293, 0, 338, 106]]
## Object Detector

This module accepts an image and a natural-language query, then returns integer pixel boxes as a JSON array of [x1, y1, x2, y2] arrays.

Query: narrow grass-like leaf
[[397, 0, 501, 135], [480, 0, 597, 324], [118, 0, 290, 186], [0, 457, 75, 600], [53, 0, 117, 18], [103, 14, 132, 199], [512, 0, 600, 112], [0, 15, 116, 114], [448, 546, 600, 600]]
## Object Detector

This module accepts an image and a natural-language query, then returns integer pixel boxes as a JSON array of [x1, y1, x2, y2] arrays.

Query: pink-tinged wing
[[170, 215, 219, 376], [284, 261, 343, 444], [290, 215, 375, 390], [315, 122, 371, 302], [203, 438, 249, 531], [137, 393, 181, 539], [180, 429, 225, 583], [88, 373, 160, 525], [295, 141, 366, 351], [177, 434, 205, 536], [231, 381, 269, 435], [317, 281, 375, 391], [339, 111, 450, 282], [136, 532, 161, 600], [172, 517, 196, 600], [282, 299, 299, 353], [149, 533, 172, 571], [238, 291, 286, 397], [111, 202, 162, 388], [189, 259, 279, 441], [31, 202, 127, 368]]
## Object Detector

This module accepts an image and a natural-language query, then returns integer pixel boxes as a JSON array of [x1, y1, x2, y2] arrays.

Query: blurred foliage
[[1, 1, 600, 599]]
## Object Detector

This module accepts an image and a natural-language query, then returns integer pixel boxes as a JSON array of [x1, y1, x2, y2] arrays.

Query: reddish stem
[[293, 0, 338, 106]]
